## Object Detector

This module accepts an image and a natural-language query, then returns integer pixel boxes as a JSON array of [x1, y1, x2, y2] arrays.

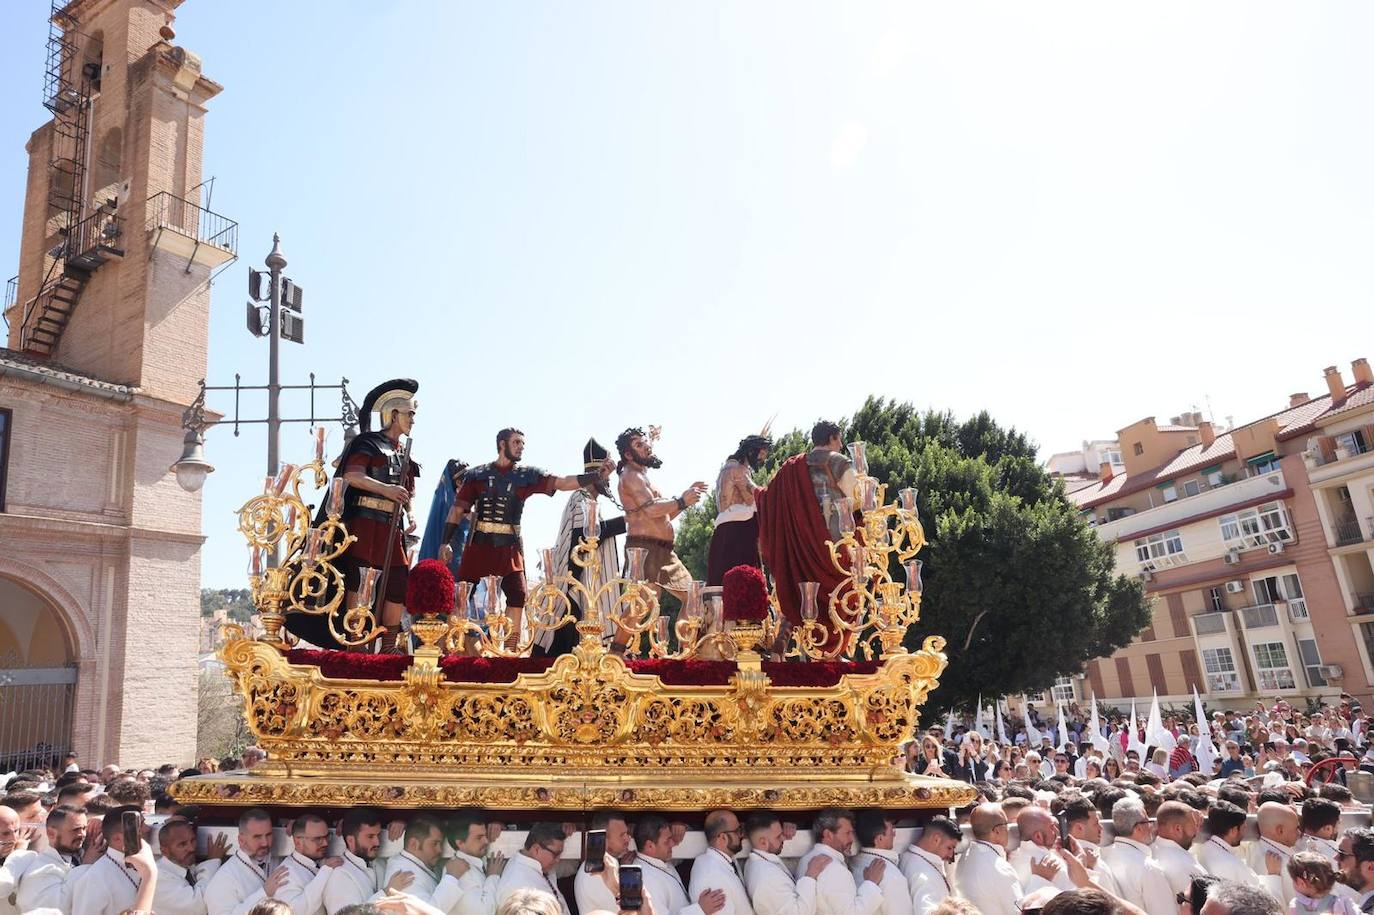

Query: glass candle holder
[[540, 548, 557, 583], [850, 546, 868, 585], [482, 574, 505, 617], [859, 478, 879, 513], [272, 464, 298, 497], [905, 559, 924, 595], [248, 547, 265, 578], [581, 499, 598, 538], [708, 595, 724, 631], [313, 425, 328, 463], [655, 616, 669, 646], [286, 503, 298, 532], [455, 580, 474, 618], [626, 547, 648, 583], [328, 478, 346, 516], [836, 498, 856, 534], [683, 581, 705, 620], [799, 581, 820, 622], [357, 567, 381, 608], [304, 527, 323, 564], [899, 488, 919, 512], [848, 441, 868, 477]]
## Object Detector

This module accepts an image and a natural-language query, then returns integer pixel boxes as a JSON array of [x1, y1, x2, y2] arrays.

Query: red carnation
[[406, 558, 455, 618], [722, 565, 768, 622]]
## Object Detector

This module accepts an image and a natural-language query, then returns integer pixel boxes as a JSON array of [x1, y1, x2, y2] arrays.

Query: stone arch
[[0, 557, 95, 667]]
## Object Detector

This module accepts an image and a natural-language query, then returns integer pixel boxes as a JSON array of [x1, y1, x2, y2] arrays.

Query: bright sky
[[2, 2, 1371, 589]]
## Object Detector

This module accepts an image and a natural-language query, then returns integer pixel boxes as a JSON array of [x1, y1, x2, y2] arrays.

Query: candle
[[540, 548, 557, 583], [328, 478, 346, 516], [272, 464, 298, 497], [850, 546, 867, 585], [313, 426, 327, 463], [581, 499, 599, 538], [248, 547, 265, 577], [304, 528, 323, 564], [836, 498, 856, 534], [262, 475, 275, 496], [286, 504, 298, 531], [848, 441, 868, 477], [799, 581, 820, 622], [905, 559, 924, 595], [357, 567, 380, 607], [899, 488, 918, 512], [625, 547, 648, 583]]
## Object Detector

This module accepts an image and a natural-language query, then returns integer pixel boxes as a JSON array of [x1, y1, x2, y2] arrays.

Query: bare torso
[[714, 459, 756, 515], [619, 465, 674, 541]]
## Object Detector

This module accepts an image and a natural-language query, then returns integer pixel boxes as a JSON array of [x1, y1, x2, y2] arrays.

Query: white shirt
[[1245, 837, 1295, 902], [279, 851, 335, 915], [897, 846, 951, 915], [15, 845, 87, 913], [795, 843, 881, 915], [955, 842, 1025, 915], [636, 853, 704, 915], [1008, 842, 1075, 893], [690, 848, 754, 915], [1152, 837, 1206, 898], [1075, 840, 1119, 897], [383, 850, 464, 914], [71, 848, 140, 915], [851, 848, 909, 915], [1195, 837, 1263, 887], [1099, 838, 1175, 915], [323, 850, 384, 915], [449, 848, 501, 915], [745, 849, 819, 915], [575, 858, 620, 915], [495, 851, 571, 915], [205, 851, 272, 915], [0, 851, 27, 915], [153, 856, 223, 915]]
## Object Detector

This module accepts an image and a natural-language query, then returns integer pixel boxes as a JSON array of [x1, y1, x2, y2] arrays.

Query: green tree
[[201, 588, 255, 623], [675, 397, 1151, 712]]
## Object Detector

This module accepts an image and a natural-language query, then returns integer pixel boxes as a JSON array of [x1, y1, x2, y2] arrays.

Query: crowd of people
[[3, 694, 1373, 915]]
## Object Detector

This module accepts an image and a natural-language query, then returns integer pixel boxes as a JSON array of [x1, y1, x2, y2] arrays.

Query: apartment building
[[1051, 360, 1374, 709]]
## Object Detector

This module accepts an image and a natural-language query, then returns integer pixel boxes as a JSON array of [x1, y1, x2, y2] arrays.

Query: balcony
[[1283, 598, 1309, 622], [1193, 613, 1229, 635], [146, 192, 238, 269], [1334, 516, 1370, 548], [1356, 593, 1374, 614], [1239, 603, 1280, 630], [1095, 469, 1287, 544], [1308, 444, 1374, 485]]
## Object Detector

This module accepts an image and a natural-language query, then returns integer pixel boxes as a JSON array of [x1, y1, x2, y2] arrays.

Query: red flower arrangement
[[406, 558, 455, 618], [722, 565, 768, 622]]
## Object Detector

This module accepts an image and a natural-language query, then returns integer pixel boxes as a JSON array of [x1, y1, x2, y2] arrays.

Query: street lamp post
[[264, 234, 287, 480]]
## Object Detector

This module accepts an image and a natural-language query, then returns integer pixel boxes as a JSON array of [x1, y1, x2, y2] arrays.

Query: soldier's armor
[[342, 432, 410, 525], [468, 462, 548, 547], [806, 448, 854, 538]]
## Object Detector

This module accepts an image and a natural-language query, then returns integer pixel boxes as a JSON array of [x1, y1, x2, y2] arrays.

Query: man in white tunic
[[743, 812, 826, 915], [277, 814, 343, 915], [850, 812, 909, 915], [1060, 796, 1119, 896], [898, 817, 959, 915], [1195, 801, 1274, 891], [0, 805, 37, 915], [442, 811, 507, 915], [1334, 828, 1374, 914], [794, 808, 884, 915], [689, 811, 754, 915], [1099, 797, 1176, 915], [70, 809, 151, 915], [1152, 801, 1207, 902], [204, 808, 290, 915], [152, 819, 227, 915], [15, 804, 94, 912], [634, 815, 720, 915], [575, 811, 633, 915], [383, 816, 467, 913], [955, 804, 1059, 915], [323, 809, 416, 915], [495, 823, 572, 915], [1009, 807, 1076, 893], [1245, 803, 1300, 904]]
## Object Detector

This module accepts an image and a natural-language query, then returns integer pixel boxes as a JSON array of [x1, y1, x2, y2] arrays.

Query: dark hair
[[102, 805, 141, 841], [1061, 795, 1097, 827], [922, 815, 962, 842], [238, 808, 272, 830], [0, 791, 41, 810], [335, 906, 384, 915], [497, 428, 523, 448], [53, 772, 83, 790], [1301, 798, 1342, 833], [1256, 788, 1290, 807], [813, 807, 856, 842], [1319, 783, 1355, 803], [291, 813, 328, 836], [1216, 785, 1252, 810], [589, 810, 628, 831], [84, 794, 115, 815], [46, 803, 85, 829], [811, 421, 841, 447], [1343, 826, 1374, 865], [55, 782, 95, 804], [743, 812, 780, 840], [153, 792, 178, 813], [634, 814, 672, 850], [1287, 851, 1337, 894], [1188, 875, 1221, 912], [105, 777, 150, 806], [1040, 888, 1119, 915], [445, 811, 488, 848], [404, 816, 444, 846], [524, 822, 567, 850], [1206, 801, 1248, 837], [1094, 787, 1127, 823], [340, 808, 383, 840], [1002, 784, 1035, 801], [855, 810, 892, 848]]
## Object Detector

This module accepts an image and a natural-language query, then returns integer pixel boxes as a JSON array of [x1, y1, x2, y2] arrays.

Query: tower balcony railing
[[1335, 515, 1368, 547], [146, 191, 238, 269]]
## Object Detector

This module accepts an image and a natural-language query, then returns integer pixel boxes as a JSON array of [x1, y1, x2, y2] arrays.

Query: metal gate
[[0, 657, 77, 772]]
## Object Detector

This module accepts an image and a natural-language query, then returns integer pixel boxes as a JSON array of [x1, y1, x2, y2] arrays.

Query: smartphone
[[618, 864, 643, 911], [1057, 813, 1070, 847], [122, 809, 143, 856], [583, 829, 606, 873]]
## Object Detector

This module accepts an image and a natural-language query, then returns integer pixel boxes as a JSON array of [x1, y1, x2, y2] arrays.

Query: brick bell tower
[[0, 0, 236, 767]]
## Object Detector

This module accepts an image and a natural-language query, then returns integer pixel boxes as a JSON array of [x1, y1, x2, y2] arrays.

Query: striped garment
[[543, 490, 620, 649]]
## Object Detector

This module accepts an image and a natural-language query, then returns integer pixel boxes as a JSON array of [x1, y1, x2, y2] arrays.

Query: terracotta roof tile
[[0, 347, 139, 397], [1319, 383, 1374, 420]]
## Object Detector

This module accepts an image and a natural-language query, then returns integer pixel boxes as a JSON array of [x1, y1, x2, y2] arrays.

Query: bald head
[[1016, 806, 1057, 849], [1257, 802, 1300, 847], [970, 803, 1009, 843]]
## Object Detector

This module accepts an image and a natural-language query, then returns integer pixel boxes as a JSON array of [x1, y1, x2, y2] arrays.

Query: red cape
[[756, 454, 855, 654]]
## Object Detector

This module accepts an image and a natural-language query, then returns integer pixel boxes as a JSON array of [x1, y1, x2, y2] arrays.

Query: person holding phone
[[576, 813, 634, 915], [68, 806, 150, 915]]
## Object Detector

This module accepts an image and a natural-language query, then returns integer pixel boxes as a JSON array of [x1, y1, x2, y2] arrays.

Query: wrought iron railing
[[146, 191, 238, 257], [1335, 516, 1367, 547]]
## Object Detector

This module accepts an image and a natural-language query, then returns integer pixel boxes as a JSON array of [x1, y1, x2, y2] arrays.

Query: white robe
[[449, 848, 501, 915], [850, 849, 909, 915], [795, 843, 882, 915], [1098, 838, 1175, 915], [70, 849, 140, 915], [574, 859, 619, 915], [14, 846, 88, 913], [1245, 837, 1296, 903], [204, 851, 272, 915], [744, 849, 818, 915], [1151, 837, 1205, 899], [495, 851, 571, 915], [636, 853, 705, 915], [954, 841, 1030, 915], [1194, 836, 1263, 888], [689, 848, 754, 915], [152, 857, 223, 915], [323, 851, 385, 915], [382, 850, 464, 913], [278, 851, 335, 915], [1008, 842, 1075, 893], [897, 846, 952, 915]]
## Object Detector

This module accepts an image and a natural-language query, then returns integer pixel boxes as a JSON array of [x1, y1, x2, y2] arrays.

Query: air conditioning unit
[[1268, 542, 1285, 555], [1224, 549, 1241, 565], [1320, 664, 1344, 680], [1225, 580, 1246, 594]]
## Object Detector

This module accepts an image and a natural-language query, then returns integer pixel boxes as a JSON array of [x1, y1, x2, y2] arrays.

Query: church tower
[[0, 0, 234, 767]]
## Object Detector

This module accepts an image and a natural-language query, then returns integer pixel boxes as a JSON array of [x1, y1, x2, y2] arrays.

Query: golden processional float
[[173, 435, 977, 817]]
